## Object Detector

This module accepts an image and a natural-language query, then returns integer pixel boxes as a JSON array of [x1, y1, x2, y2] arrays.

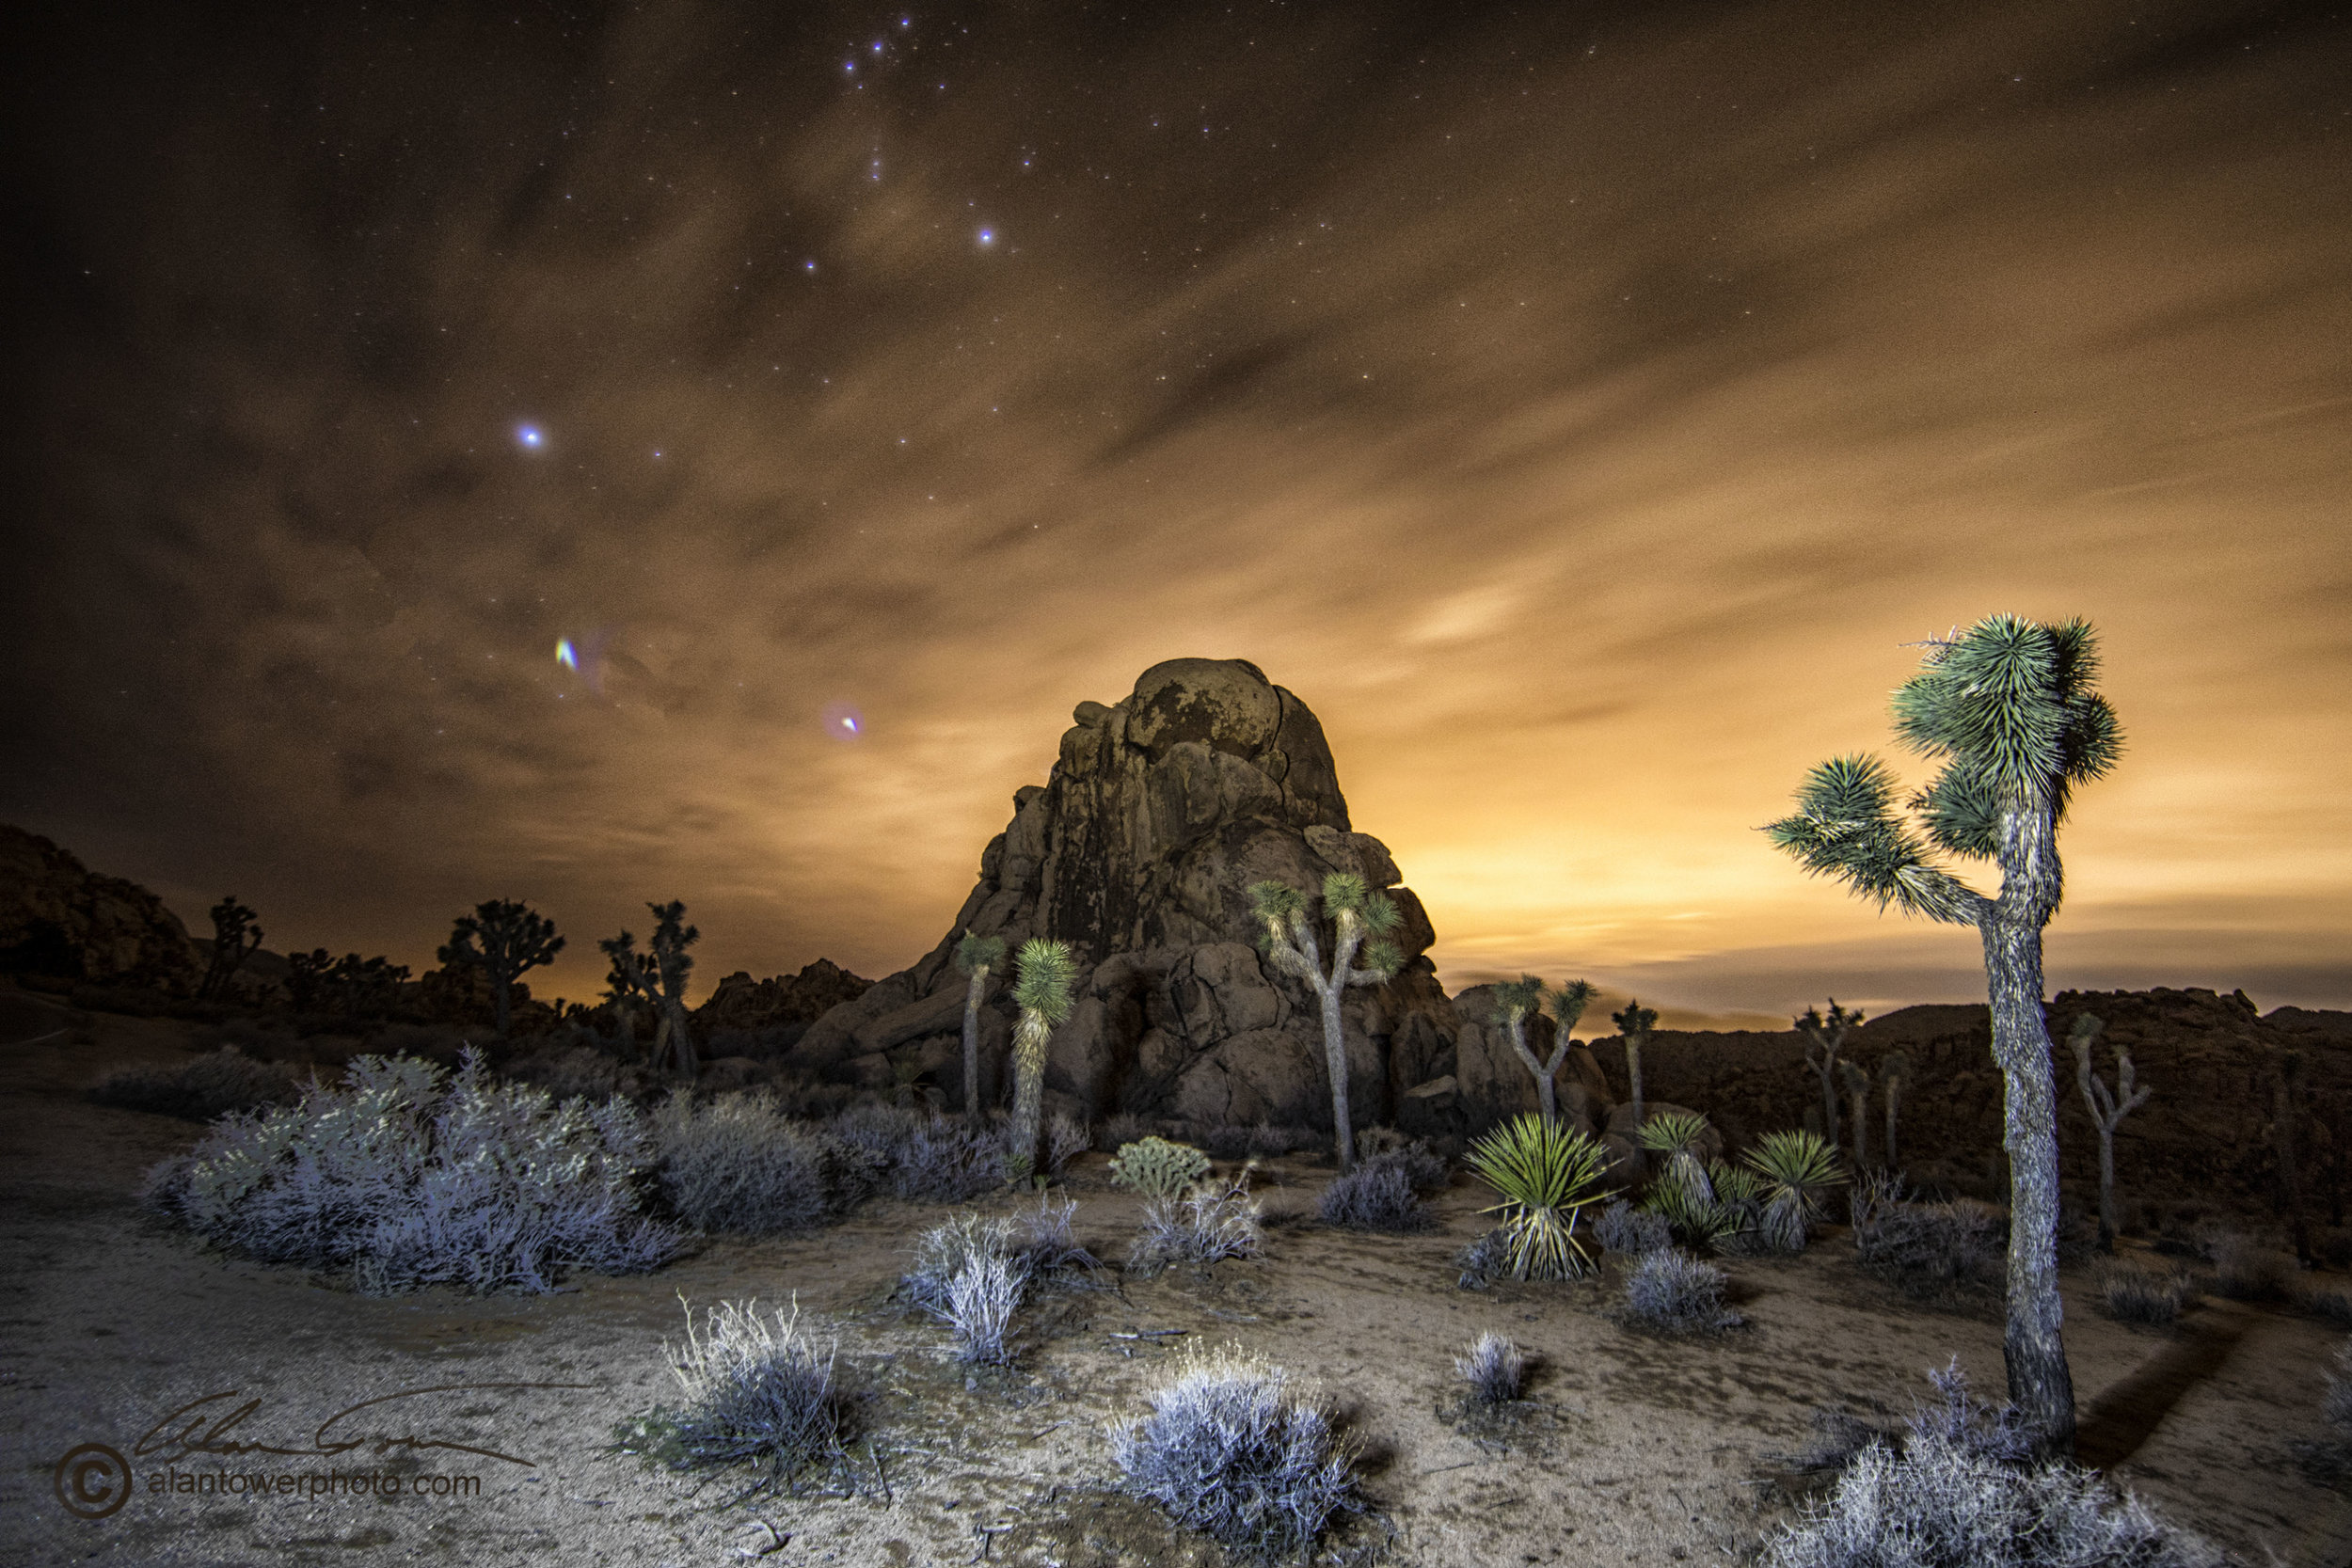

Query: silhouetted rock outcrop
[[790, 659, 1454, 1128], [0, 825, 199, 992], [694, 959, 873, 1033]]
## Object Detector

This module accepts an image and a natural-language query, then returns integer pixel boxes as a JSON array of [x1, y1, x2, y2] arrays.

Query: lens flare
[[516, 423, 544, 449], [820, 701, 865, 741], [555, 638, 577, 670]]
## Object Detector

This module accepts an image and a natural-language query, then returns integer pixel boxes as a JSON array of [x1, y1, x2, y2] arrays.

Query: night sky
[[7, 1, 2348, 1025]]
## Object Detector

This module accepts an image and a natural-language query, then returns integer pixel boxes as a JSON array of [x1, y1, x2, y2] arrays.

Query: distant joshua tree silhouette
[[437, 899, 564, 1037], [599, 901, 698, 1076], [1611, 998, 1659, 1138], [1248, 874, 1404, 1174], [1493, 976, 1597, 1123], [1766, 612, 2122, 1457], [2069, 1013, 2147, 1253], [955, 930, 1008, 1129], [1795, 999, 1864, 1158], [199, 895, 263, 1001]]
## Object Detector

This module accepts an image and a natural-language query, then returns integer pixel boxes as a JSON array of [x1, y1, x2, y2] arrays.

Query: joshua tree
[[1494, 976, 1598, 1122], [1795, 1000, 1864, 1157], [1247, 873, 1404, 1174], [955, 930, 1008, 1129], [438, 899, 565, 1037], [1765, 612, 2122, 1456], [199, 896, 263, 1001], [1838, 1058, 1872, 1170], [1008, 937, 1080, 1180], [598, 901, 699, 1075], [2069, 1013, 2144, 1254], [1611, 998, 1659, 1138], [1882, 1049, 1911, 1170]]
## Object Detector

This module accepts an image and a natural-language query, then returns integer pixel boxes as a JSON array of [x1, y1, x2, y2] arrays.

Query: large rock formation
[[788, 659, 1455, 1131], [0, 825, 200, 992]]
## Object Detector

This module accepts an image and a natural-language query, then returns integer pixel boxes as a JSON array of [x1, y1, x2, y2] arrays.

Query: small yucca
[[1465, 1115, 1614, 1280]]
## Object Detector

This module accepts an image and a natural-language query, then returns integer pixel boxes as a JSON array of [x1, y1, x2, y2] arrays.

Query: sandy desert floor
[[5, 987, 2350, 1568]]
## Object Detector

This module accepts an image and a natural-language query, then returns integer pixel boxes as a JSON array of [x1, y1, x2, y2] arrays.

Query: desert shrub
[[1620, 1248, 1743, 1335], [1043, 1112, 1089, 1175], [143, 1049, 677, 1293], [1766, 1365, 2214, 1568], [1111, 1346, 1360, 1560], [904, 1213, 1025, 1314], [1465, 1115, 1613, 1281], [1367, 1140, 1450, 1193], [1109, 1135, 1213, 1197], [1455, 1332, 1526, 1406], [1594, 1198, 1673, 1256], [2096, 1263, 2193, 1326], [1851, 1173, 2005, 1299], [1014, 1191, 1101, 1278], [2207, 1231, 2291, 1302], [1131, 1169, 1262, 1275], [1251, 1123, 1317, 1158], [504, 1044, 638, 1104], [1203, 1123, 1258, 1161], [1097, 1111, 1152, 1152], [888, 1117, 1008, 1202], [2305, 1287, 2352, 1328], [1454, 1228, 1512, 1290], [660, 1296, 853, 1494], [653, 1092, 865, 1233], [1317, 1162, 1435, 1232], [88, 1047, 300, 1120], [945, 1251, 1023, 1364]]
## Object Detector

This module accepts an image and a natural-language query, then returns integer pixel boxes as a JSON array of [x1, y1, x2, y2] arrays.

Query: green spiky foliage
[[1493, 976, 1597, 1123], [598, 902, 699, 1075], [1741, 1130, 1847, 1222], [1635, 1111, 1711, 1159], [1881, 1050, 1911, 1170], [2069, 1013, 2146, 1253], [1794, 1000, 1865, 1158], [1610, 998, 1659, 1143], [1465, 1115, 1615, 1281], [954, 930, 1009, 1129], [1248, 873, 1405, 1173], [199, 895, 264, 1002], [1642, 1177, 1739, 1249], [1008, 938, 1080, 1180], [1708, 1161, 1769, 1205], [1764, 614, 2122, 1455], [1838, 1058, 1873, 1169], [438, 898, 565, 1037], [1106, 1136, 1213, 1198]]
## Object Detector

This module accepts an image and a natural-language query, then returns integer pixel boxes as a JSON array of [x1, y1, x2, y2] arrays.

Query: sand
[[4, 987, 2347, 1567]]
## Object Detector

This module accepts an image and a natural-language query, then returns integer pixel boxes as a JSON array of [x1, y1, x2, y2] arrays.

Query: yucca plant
[[1008, 938, 1080, 1181], [1493, 976, 1598, 1122], [954, 930, 1008, 1130], [1743, 1129, 1847, 1222], [1247, 873, 1404, 1172], [1644, 1177, 1740, 1250], [1765, 613, 2122, 1454], [1465, 1115, 1615, 1281]]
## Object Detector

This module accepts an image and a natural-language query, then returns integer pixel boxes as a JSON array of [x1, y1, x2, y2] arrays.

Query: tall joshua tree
[[1795, 1000, 1863, 1158], [1765, 612, 2122, 1456], [598, 901, 699, 1075], [1008, 937, 1079, 1180], [438, 899, 565, 1037], [1495, 976, 1597, 1122], [199, 895, 263, 1001], [2070, 1013, 2146, 1253], [1882, 1050, 1911, 1171], [1248, 873, 1404, 1174], [1611, 998, 1659, 1137], [955, 930, 1008, 1129]]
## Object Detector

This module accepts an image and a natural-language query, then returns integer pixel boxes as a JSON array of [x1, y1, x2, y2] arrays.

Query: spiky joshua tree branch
[[199, 895, 263, 1001], [1248, 873, 1403, 1174], [1764, 612, 2123, 1457]]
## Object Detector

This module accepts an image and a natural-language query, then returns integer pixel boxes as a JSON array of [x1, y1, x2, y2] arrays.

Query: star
[[516, 423, 544, 449]]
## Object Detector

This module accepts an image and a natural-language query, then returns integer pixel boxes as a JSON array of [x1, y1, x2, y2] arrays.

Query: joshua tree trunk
[[1884, 1066, 1904, 1171], [1319, 978, 1354, 1175], [2073, 1015, 2146, 1253], [1981, 803, 2074, 1459], [1009, 1011, 1050, 1180], [1626, 1041, 1645, 1134], [1841, 1060, 1871, 1170], [493, 976, 513, 1039], [962, 967, 991, 1130]]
